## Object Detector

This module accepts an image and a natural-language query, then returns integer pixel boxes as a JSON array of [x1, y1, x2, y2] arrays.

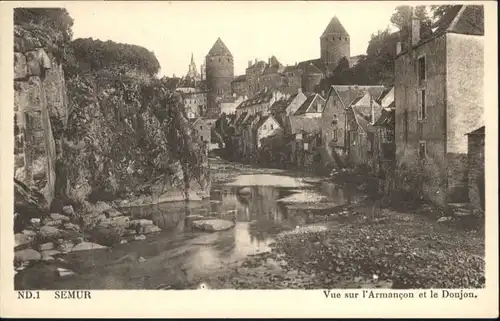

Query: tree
[[430, 5, 455, 21], [390, 5, 432, 41]]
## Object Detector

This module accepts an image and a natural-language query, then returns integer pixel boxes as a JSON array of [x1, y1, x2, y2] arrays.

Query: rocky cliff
[[13, 13, 210, 232]]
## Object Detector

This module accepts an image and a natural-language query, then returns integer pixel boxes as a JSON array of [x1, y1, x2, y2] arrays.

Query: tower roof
[[207, 37, 232, 57], [321, 16, 349, 38]]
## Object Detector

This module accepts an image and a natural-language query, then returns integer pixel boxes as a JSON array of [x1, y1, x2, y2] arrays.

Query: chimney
[[321, 90, 325, 97], [255, 58, 258, 64], [248, 60, 252, 68], [410, 8, 420, 47], [298, 87, 303, 94], [396, 42, 402, 55]]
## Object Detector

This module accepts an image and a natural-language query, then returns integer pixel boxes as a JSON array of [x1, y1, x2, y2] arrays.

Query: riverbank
[[201, 202, 485, 289], [14, 157, 485, 290]]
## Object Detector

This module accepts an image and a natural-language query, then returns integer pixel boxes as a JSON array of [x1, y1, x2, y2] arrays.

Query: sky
[[64, 1, 400, 78]]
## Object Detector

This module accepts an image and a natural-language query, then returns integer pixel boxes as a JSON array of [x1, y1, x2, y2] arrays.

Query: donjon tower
[[320, 16, 350, 69], [205, 37, 234, 118]]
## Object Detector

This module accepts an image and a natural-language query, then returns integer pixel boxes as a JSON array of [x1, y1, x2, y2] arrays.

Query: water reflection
[[36, 174, 363, 289]]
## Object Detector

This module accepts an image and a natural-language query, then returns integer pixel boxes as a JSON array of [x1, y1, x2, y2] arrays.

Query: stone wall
[[14, 25, 68, 206]]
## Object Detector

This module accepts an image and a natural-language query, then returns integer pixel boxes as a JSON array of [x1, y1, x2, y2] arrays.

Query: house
[[235, 88, 288, 118], [241, 114, 260, 160], [220, 94, 247, 115], [320, 85, 385, 169], [394, 5, 484, 207], [293, 93, 326, 116], [466, 126, 485, 213], [179, 90, 208, 119], [346, 92, 384, 170], [231, 75, 248, 97], [287, 116, 322, 168], [191, 118, 211, 147], [255, 114, 283, 150], [284, 88, 309, 116]]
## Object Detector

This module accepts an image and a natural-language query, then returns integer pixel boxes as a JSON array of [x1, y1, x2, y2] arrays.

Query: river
[[15, 157, 365, 290]]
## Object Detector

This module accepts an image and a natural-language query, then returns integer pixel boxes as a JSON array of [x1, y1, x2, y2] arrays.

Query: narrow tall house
[[394, 5, 484, 207]]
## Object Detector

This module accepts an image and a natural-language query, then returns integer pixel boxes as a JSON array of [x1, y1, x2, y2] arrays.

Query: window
[[345, 37, 348, 41], [418, 56, 426, 86], [200, 125, 203, 130], [317, 136, 322, 146], [263, 125, 267, 130], [304, 142, 309, 150], [338, 36, 341, 40], [333, 129, 338, 141], [332, 115, 338, 125], [270, 124, 274, 130], [419, 141, 427, 159], [418, 89, 426, 120], [403, 110, 409, 143], [200, 135, 204, 141]]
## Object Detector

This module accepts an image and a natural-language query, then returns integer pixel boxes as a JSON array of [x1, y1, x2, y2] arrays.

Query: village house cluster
[[179, 6, 485, 214]]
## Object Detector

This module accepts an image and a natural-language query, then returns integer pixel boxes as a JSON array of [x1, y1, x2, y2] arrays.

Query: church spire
[[191, 52, 195, 64]]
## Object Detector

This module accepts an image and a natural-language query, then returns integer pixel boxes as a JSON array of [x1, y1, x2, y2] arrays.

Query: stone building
[[320, 16, 351, 71], [205, 37, 234, 118], [320, 85, 385, 169], [235, 88, 288, 118], [467, 126, 485, 213], [231, 75, 248, 97], [179, 90, 208, 119], [394, 5, 484, 207]]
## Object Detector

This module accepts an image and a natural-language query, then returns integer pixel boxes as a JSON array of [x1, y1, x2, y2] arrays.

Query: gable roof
[[207, 37, 232, 57], [297, 58, 327, 75], [321, 16, 349, 38], [326, 85, 386, 112], [294, 94, 326, 115], [236, 89, 277, 109], [432, 5, 484, 37], [234, 112, 248, 126], [351, 100, 383, 134]]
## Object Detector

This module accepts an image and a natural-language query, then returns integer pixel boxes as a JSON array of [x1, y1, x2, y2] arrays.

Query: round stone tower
[[303, 63, 324, 93], [205, 37, 234, 118], [320, 16, 350, 71]]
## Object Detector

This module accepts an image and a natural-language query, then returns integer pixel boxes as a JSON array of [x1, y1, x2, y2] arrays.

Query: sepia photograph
[[8, 0, 490, 296]]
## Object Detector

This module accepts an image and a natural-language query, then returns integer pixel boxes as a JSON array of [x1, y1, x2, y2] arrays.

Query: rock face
[[14, 25, 68, 207], [191, 219, 235, 232]]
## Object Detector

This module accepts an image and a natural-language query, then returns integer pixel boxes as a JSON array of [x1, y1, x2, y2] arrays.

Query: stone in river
[[15, 249, 41, 262], [129, 219, 153, 228], [140, 224, 162, 234], [63, 222, 81, 232], [38, 225, 61, 239], [185, 215, 206, 222], [104, 208, 123, 218], [39, 242, 54, 251], [22, 229, 37, 237], [71, 242, 108, 252], [62, 205, 75, 217], [191, 219, 235, 232], [50, 213, 70, 222], [15, 233, 32, 249], [41, 249, 61, 261]]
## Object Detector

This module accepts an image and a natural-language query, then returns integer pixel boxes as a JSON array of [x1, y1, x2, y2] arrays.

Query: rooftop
[[321, 16, 349, 38], [207, 37, 233, 57]]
